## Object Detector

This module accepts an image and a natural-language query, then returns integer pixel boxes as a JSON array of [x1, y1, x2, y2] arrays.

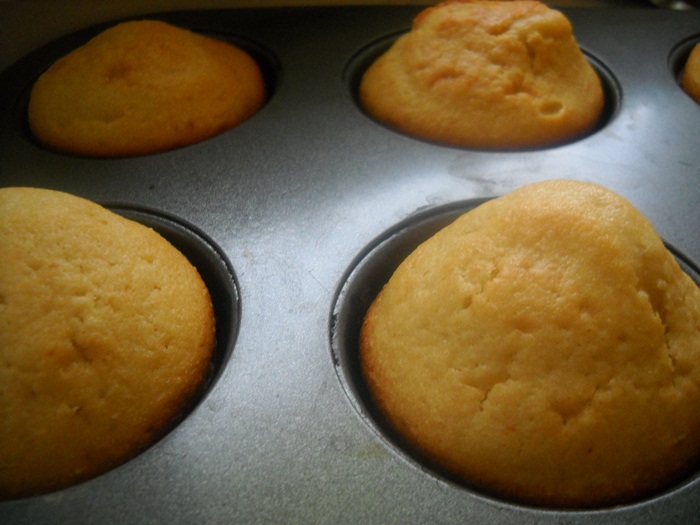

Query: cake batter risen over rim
[[360, 179, 700, 508], [359, 0, 605, 149], [0, 187, 216, 499], [27, 20, 266, 157]]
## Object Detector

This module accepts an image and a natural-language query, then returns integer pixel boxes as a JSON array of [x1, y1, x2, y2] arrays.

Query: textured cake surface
[[360, 180, 700, 507], [28, 20, 266, 157], [0, 187, 215, 499], [359, 0, 604, 149]]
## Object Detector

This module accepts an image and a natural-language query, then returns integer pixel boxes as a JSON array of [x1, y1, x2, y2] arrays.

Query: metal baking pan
[[1, 4, 699, 524]]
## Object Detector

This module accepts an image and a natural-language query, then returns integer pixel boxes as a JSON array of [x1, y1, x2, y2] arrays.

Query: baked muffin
[[28, 20, 266, 157], [0, 187, 216, 499], [359, 0, 604, 149], [682, 43, 700, 103], [360, 180, 700, 508]]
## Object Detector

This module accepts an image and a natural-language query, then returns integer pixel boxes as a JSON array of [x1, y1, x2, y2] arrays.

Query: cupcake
[[359, 1, 604, 149], [361, 180, 700, 507], [28, 20, 266, 157], [0, 187, 216, 499], [682, 43, 700, 103]]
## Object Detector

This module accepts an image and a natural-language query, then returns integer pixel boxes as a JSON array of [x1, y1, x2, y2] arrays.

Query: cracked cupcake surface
[[0, 187, 215, 499], [359, 0, 604, 149], [28, 20, 266, 157], [360, 180, 700, 508]]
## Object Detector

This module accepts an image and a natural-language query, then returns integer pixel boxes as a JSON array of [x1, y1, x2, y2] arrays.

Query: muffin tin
[[1, 4, 699, 524]]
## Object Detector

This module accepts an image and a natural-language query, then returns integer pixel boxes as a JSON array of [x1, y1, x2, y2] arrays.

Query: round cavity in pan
[[669, 35, 700, 101], [343, 32, 621, 151], [8, 18, 280, 156], [330, 199, 700, 509]]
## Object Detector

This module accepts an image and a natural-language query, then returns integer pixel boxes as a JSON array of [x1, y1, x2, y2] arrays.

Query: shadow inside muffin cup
[[343, 33, 621, 152], [330, 199, 700, 510], [11, 20, 280, 157], [669, 34, 700, 100]]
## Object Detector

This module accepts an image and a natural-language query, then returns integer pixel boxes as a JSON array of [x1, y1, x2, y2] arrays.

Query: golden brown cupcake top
[[361, 180, 700, 508], [28, 20, 266, 157], [0, 187, 216, 499], [682, 43, 700, 103], [359, 1, 604, 149]]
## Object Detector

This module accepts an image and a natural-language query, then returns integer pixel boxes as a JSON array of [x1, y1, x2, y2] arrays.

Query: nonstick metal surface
[[1, 5, 699, 524]]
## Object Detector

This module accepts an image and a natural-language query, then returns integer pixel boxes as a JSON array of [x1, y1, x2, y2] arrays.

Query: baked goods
[[0, 187, 216, 499], [28, 20, 266, 157], [360, 180, 700, 508], [682, 43, 700, 103], [359, 0, 604, 149]]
